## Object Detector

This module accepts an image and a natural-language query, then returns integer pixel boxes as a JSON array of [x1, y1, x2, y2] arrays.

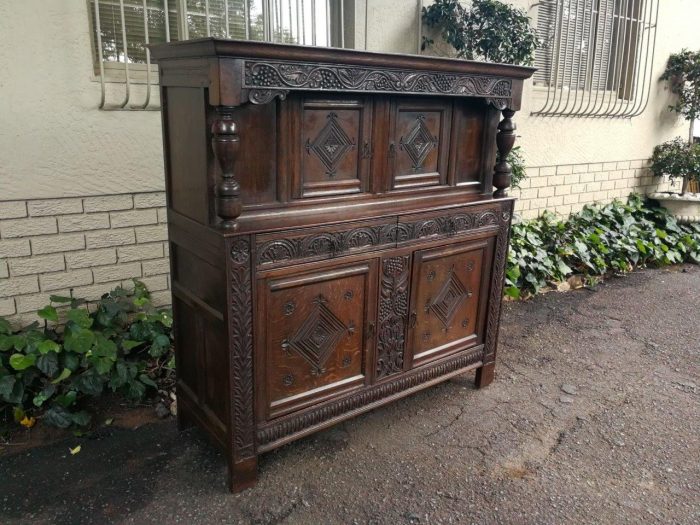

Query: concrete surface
[[1, 266, 699, 524]]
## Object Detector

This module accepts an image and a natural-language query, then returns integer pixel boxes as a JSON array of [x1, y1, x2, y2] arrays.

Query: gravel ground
[[1, 265, 699, 525]]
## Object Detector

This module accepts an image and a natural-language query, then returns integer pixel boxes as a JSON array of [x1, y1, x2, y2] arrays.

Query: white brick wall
[[513, 159, 670, 220], [0, 192, 171, 325]]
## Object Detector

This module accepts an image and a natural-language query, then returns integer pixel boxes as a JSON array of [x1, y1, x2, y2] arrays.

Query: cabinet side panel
[[235, 102, 278, 206], [451, 100, 487, 187], [165, 87, 209, 223]]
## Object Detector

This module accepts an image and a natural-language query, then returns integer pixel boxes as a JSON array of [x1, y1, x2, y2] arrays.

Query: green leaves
[[422, 0, 540, 66], [507, 195, 700, 297], [10, 353, 36, 371], [38, 305, 58, 323], [0, 280, 172, 430]]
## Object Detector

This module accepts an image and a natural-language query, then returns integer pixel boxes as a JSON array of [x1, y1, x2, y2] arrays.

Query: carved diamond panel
[[430, 268, 471, 328], [288, 295, 347, 370], [306, 112, 355, 176], [400, 115, 438, 171]]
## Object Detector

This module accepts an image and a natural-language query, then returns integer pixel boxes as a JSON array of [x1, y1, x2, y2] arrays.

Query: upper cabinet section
[[152, 39, 534, 231]]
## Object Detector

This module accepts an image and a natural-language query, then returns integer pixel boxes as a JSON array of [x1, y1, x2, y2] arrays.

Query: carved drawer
[[257, 261, 377, 419], [255, 217, 397, 269], [396, 203, 504, 247], [408, 237, 495, 367]]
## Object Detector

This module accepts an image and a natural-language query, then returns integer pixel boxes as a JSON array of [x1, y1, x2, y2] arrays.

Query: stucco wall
[[0, 0, 165, 201]]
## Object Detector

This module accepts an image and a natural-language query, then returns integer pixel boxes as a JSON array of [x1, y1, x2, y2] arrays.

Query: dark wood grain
[[155, 40, 532, 492]]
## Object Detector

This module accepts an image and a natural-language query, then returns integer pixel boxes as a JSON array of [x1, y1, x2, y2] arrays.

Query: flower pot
[[648, 191, 700, 223]]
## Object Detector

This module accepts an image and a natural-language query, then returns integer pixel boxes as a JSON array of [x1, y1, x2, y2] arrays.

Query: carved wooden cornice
[[243, 60, 513, 108]]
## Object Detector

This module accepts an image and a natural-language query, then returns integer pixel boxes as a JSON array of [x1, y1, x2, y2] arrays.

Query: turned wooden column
[[211, 108, 242, 229], [493, 108, 516, 198]]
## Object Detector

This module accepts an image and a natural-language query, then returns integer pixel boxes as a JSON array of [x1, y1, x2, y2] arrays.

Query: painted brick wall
[[0, 192, 171, 325], [512, 159, 670, 219]]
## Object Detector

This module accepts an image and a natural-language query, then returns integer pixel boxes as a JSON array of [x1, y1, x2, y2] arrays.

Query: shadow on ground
[[1, 266, 699, 524]]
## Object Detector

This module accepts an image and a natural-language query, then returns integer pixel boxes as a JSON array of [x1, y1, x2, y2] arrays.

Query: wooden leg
[[475, 362, 495, 389], [177, 406, 195, 431], [228, 456, 258, 493]]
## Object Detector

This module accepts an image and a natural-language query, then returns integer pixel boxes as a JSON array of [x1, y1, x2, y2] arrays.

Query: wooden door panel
[[261, 262, 375, 418], [408, 238, 495, 367], [389, 98, 452, 190], [296, 96, 372, 198]]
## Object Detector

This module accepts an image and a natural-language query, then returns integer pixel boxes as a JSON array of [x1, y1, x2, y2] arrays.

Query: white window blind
[[532, 0, 659, 118], [89, 0, 341, 109]]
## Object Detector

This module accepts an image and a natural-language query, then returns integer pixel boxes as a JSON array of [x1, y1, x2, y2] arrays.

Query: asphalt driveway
[[1, 265, 699, 524]]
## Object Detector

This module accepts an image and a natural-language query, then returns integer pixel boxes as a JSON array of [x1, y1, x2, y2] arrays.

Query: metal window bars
[[91, 0, 343, 110], [531, 0, 659, 118]]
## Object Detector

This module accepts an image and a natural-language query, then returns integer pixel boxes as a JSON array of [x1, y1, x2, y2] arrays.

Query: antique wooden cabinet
[[151, 39, 534, 492]]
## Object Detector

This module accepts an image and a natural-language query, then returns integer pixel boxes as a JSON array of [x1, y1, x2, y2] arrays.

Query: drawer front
[[255, 217, 397, 269], [396, 203, 503, 247], [259, 261, 376, 418], [408, 237, 495, 367]]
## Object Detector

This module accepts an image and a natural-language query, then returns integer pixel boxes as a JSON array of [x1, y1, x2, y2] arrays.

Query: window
[[89, 1, 344, 108], [532, 0, 659, 118]]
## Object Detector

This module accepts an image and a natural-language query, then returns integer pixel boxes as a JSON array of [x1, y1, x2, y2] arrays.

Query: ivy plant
[[506, 194, 700, 298], [0, 281, 173, 429], [422, 0, 540, 66]]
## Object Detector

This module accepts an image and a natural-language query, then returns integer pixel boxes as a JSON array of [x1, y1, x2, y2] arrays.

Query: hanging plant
[[422, 0, 539, 66]]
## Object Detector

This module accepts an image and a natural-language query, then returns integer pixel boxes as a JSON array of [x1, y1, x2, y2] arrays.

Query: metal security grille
[[532, 0, 659, 118], [89, 0, 343, 110]]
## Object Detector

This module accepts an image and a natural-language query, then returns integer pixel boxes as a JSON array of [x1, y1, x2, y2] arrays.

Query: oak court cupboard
[[150, 38, 535, 492]]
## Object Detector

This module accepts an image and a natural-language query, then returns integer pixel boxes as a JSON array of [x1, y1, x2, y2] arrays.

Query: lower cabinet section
[[408, 238, 494, 367], [256, 233, 497, 421], [258, 261, 376, 419]]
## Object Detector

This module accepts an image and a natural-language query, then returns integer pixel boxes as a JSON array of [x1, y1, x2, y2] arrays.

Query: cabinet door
[[388, 98, 452, 190], [294, 95, 372, 198], [259, 261, 376, 418], [408, 238, 494, 367]]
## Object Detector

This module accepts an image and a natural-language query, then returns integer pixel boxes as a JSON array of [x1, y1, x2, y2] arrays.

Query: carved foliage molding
[[228, 237, 255, 460], [257, 222, 397, 266], [256, 207, 504, 266], [244, 61, 512, 102], [257, 345, 484, 447], [483, 205, 513, 363], [376, 256, 410, 379], [396, 208, 501, 243]]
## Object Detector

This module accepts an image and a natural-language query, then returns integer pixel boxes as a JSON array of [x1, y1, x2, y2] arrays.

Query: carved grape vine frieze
[[244, 61, 512, 104], [376, 256, 410, 379]]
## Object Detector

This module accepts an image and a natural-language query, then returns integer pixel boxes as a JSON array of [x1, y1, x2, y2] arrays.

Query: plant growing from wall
[[0, 281, 173, 429], [422, 0, 539, 66], [655, 49, 700, 194], [507, 146, 527, 189]]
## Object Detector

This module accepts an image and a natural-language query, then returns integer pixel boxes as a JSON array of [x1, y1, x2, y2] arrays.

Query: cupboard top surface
[[150, 38, 535, 80]]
